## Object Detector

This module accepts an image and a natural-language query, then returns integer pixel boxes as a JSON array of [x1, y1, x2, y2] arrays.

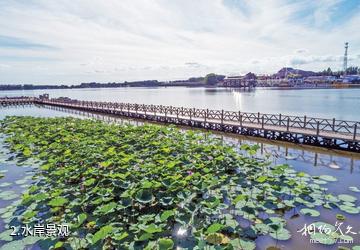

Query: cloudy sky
[[0, 0, 359, 84]]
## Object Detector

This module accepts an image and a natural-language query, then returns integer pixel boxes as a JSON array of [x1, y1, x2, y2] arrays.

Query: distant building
[[222, 73, 256, 87], [304, 76, 337, 84], [341, 75, 360, 83]]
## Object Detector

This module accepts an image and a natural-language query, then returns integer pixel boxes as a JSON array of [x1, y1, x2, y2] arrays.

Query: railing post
[[354, 123, 358, 141], [204, 109, 207, 122], [257, 112, 260, 123], [303, 115, 307, 128], [221, 110, 224, 125], [279, 114, 282, 126], [316, 121, 320, 136], [286, 117, 290, 132], [239, 112, 243, 127], [332, 118, 335, 131], [261, 116, 264, 129]]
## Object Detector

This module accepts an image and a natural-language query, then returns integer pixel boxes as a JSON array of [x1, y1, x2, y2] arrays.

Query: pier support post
[[354, 123, 358, 141], [316, 121, 320, 136], [286, 117, 290, 132]]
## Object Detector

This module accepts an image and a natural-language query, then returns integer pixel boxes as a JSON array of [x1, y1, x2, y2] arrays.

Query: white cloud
[[0, 0, 359, 84]]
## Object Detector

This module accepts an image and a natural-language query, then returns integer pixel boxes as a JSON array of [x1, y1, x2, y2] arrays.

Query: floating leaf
[[158, 238, 174, 250], [206, 233, 229, 245], [48, 197, 68, 207], [160, 210, 174, 222], [92, 225, 113, 244], [339, 205, 360, 214], [319, 175, 337, 182], [135, 189, 153, 204], [349, 186, 360, 193], [206, 223, 224, 234], [269, 228, 291, 240], [336, 213, 346, 220], [338, 194, 357, 203], [97, 202, 117, 214], [310, 232, 336, 245], [300, 208, 320, 217], [143, 224, 163, 234]]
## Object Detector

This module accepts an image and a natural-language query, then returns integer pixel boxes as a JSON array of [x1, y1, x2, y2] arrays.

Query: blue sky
[[0, 0, 359, 84]]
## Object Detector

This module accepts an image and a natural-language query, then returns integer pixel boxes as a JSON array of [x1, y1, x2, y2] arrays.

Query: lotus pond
[[0, 115, 359, 250]]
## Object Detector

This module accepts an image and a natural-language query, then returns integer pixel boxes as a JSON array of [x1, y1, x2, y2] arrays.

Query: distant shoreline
[[1, 83, 360, 92]]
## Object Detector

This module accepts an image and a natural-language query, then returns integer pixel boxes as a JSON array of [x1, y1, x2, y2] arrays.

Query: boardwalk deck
[[1, 97, 359, 152]]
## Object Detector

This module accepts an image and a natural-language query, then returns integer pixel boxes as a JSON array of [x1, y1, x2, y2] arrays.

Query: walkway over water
[[1, 97, 360, 153]]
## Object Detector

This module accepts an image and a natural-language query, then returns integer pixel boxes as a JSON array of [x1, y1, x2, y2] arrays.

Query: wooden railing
[[40, 98, 360, 141]]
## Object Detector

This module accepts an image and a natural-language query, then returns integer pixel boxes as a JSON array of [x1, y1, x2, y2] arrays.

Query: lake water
[[1, 87, 360, 121], [1, 88, 360, 249]]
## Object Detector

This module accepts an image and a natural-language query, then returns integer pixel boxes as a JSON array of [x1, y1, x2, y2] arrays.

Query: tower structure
[[343, 42, 348, 76]]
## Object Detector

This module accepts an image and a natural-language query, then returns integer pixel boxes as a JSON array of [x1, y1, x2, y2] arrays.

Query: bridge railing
[[40, 99, 360, 140]]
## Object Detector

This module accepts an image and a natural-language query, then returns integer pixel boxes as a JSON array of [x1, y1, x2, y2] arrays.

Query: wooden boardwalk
[[1, 97, 359, 153]]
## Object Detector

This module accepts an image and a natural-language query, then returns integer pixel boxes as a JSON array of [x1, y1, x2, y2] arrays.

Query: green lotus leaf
[[158, 238, 174, 250], [84, 178, 96, 186], [77, 213, 87, 225], [310, 232, 336, 245], [0, 229, 13, 241], [349, 186, 360, 193], [48, 197, 68, 207], [336, 213, 346, 220], [137, 233, 153, 241], [206, 223, 224, 234], [339, 205, 360, 214], [318, 175, 337, 182], [300, 208, 320, 217], [160, 210, 175, 222], [230, 239, 256, 250], [206, 233, 229, 245], [135, 189, 154, 204], [92, 225, 113, 244], [0, 182, 11, 187], [143, 224, 163, 234], [96, 201, 117, 214], [269, 228, 291, 240], [15, 179, 27, 185], [338, 194, 357, 203]]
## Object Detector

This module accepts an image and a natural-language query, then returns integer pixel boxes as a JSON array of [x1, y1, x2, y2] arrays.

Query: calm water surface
[[1, 87, 360, 121], [0, 100, 360, 249]]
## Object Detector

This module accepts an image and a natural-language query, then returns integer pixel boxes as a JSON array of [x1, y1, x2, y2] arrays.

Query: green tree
[[204, 73, 218, 85]]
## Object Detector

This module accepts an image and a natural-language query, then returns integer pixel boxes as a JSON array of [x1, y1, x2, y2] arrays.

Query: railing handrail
[[39, 98, 360, 137]]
